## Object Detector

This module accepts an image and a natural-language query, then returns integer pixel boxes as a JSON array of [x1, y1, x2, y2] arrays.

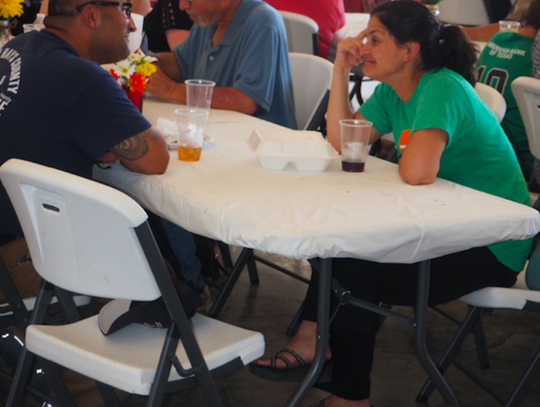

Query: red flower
[[109, 69, 118, 81], [128, 72, 146, 93]]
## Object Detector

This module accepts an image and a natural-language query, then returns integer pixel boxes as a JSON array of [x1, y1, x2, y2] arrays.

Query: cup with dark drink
[[339, 119, 372, 172], [175, 108, 209, 162]]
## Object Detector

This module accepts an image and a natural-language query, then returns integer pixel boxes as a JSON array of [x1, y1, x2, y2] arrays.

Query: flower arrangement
[[0, 0, 24, 20], [107, 50, 158, 94]]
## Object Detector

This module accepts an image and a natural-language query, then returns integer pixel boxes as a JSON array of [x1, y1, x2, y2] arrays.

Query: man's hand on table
[[146, 67, 186, 103], [97, 151, 119, 164]]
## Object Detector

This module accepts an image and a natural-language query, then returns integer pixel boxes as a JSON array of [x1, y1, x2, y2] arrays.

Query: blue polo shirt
[[173, 0, 297, 129]]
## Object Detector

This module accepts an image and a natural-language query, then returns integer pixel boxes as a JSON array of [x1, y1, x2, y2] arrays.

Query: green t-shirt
[[476, 31, 534, 180], [360, 68, 532, 272]]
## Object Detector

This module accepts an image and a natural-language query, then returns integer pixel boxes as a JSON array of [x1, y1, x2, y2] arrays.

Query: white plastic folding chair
[[512, 76, 540, 209], [278, 10, 319, 55], [475, 82, 507, 123], [438, 0, 491, 25], [512, 77, 540, 162], [417, 243, 540, 407], [289, 52, 333, 131], [128, 12, 144, 53], [0, 158, 265, 407]]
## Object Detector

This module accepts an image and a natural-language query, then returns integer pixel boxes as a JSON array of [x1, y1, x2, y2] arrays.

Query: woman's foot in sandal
[[255, 320, 331, 369], [249, 320, 333, 382]]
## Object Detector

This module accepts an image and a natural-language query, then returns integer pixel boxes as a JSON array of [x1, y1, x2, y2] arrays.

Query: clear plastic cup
[[339, 119, 373, 172], [185, 79, 215, 111], [23, 24, 35, 33], [499, 20, 520, 32], [175, 108, 209, 162]]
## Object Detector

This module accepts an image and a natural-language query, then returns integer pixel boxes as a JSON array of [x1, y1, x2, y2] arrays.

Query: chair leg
[[348, 74, 364, 106], [416, 306, 484, 402], [5, 346, 34, 407], [208, 248, 253, 318], [148, 326, 179, 407], [167, 323, 225, 407], [96, 381, 122, 407], [53, 287, 81, 323], [6, 281, 56, 407], [39, 358, 77, 407], [247, 253, 259, 285], [471, 309, 490, 368], [505, 345, 540, 407], [216, 241, 234, 272], [0, 256, 31, 329]]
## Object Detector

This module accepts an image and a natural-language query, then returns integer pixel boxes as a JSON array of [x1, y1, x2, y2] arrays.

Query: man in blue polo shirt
[[146, 0, 297, 129]]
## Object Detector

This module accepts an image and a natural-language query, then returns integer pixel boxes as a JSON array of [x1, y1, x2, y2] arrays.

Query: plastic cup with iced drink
[[175, 108, 209, 162], [185, 79, 215, 111], [339, 119, 373, 172], [499, 20, 520, 32]]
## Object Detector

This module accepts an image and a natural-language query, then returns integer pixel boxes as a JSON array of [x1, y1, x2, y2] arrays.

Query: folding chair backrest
[[289, 52, 333, 130], [525, 237, 540, 290], [279, 11, 319, 56], [475, 82, 506, 123], [512, 76, 540, 161], [0, 159, 161, 301], [128, 12, 144, 53], [438, 0, 490, 25]]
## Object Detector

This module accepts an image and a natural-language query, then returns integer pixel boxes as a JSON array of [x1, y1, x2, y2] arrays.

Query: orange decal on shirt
[[398, 129, 411, 152]]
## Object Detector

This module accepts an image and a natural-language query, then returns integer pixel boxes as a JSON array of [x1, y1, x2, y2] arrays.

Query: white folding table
[[94, 98, 540, 406]]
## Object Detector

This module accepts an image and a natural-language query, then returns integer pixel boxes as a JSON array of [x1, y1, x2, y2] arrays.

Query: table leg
[[285, 259, 459, 407], [208, 247, 253, 318], [285, 258, 332, 407], [414, 260, 459, 407]]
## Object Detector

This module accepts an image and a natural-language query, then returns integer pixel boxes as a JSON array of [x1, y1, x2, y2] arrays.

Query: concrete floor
[[3, 247, 540, 407]]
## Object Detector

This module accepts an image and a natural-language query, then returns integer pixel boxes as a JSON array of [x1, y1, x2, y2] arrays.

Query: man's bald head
[[48, 0, 87, 17], [44, 0, 137, 65]]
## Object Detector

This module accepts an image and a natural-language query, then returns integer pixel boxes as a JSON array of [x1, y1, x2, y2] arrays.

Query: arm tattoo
[[111, 128, 155, 161]]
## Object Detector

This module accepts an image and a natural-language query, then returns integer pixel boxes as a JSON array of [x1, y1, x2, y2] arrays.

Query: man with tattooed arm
[[0, 0, 169, 301]]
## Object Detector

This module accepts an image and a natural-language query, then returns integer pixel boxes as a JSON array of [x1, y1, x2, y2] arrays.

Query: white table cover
[[93, 99, 540, 263]]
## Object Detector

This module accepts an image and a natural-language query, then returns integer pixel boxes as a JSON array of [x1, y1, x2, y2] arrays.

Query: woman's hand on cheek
[[334, 30, 366, 70]]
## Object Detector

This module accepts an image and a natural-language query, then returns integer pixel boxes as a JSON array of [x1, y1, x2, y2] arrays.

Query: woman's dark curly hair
[[371, 0, 477, 86]]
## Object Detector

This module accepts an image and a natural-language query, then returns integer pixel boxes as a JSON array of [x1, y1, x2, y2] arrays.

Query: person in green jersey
[[476, 0, 540, 180], [250, 2, 532, 407], [462, 0, 533, 42]]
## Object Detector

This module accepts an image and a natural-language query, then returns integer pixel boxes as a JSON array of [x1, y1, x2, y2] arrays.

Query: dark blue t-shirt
[[0, 30, 151, 236]]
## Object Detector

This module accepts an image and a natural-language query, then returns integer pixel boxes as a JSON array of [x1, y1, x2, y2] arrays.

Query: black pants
[[300, 247, 517, 400]]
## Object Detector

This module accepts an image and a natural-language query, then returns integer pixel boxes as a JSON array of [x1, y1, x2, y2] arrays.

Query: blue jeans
[[160, 218, 205, 292]]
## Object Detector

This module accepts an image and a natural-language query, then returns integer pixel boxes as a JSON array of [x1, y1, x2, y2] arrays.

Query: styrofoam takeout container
[[246, 129, 338, 171]]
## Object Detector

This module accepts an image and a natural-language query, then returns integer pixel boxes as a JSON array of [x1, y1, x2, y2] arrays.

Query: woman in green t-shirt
[[250, 2, 532, 406], [476, 1, 540, 180]]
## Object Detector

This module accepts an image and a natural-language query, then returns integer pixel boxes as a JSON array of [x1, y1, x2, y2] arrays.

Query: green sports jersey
[[360, 68, 532, 272], [476, 30, 534, 179]]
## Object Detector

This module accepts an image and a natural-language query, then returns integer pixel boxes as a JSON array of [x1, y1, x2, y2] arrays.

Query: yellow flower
[[102, 51, 158, 90], [0, 0, 24, 19], [135, 62, 157, 77]]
